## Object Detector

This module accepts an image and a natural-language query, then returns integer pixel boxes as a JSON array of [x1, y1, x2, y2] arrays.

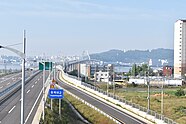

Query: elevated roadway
[[0, 71, 47, 124]]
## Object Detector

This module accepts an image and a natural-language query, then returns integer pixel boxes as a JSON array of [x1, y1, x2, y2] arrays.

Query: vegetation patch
[[97, 83, 186, 124], [40, 98, 85, 124], [65, 93, 116, 124]]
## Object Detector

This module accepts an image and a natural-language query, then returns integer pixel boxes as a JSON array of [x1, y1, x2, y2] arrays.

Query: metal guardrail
[[0, 71, 41, 104], [65, 73, 178, 124], [0, 73, 33, 97]]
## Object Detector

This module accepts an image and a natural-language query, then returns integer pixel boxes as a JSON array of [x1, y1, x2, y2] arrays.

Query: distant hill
[[90, 48, 174, 66]]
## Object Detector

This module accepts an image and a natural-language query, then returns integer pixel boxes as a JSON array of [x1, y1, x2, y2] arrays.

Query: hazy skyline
[[0, 0, 185, 56]]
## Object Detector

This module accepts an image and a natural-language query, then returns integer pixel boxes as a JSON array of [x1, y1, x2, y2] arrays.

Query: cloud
[[0, 0, 170, 21]]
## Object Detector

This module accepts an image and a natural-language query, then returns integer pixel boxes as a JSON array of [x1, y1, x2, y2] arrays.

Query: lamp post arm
[[0, 45, 25, 59]]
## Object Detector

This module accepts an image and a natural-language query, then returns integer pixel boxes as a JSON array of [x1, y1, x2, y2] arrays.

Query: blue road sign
[[48, 89, 64, 99]]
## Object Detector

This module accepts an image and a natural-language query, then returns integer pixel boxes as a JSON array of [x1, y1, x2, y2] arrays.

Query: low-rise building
[[163, 66, 173, 77], [95, 71, 109, 82]]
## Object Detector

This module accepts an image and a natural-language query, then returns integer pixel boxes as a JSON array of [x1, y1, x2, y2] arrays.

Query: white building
[[174, 20, 186, 79], [95, 71, 109, 82], [80, 64, 88, 77]]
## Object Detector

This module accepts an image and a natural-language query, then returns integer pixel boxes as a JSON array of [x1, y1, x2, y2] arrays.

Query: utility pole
[[107, 65, 109, 95], [161, 79, 164, 119], [54, 62, 56, 81], [21, 30, 26, 124], [78, 62, 80, 80], [147, 79, 150, 113], [113, 71, 115, 95], [147, 62, 151, 114], [42, 62, 45, 120], [94, 65, 97, 89]]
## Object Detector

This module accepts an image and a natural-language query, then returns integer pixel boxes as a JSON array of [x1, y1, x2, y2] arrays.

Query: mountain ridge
[[90, 48, 174, 66]]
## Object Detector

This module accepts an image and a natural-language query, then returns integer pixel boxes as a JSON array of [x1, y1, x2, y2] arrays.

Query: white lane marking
[[38, 79, 39, 81], [0, 86, 3, 89], [35, 81, 37, 84], [6, 82, 10, 85], [27, 90, 30, 94], [20, 99, 22, 102], [0, 73, 20, 84], [32, 85, 34, 88], [8, 106, 16, 113], [24, 87, 43, 124]]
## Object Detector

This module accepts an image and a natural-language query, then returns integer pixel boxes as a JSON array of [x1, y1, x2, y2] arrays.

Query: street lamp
[[0, 30, 26, 124], [40, 61, 45, 120]]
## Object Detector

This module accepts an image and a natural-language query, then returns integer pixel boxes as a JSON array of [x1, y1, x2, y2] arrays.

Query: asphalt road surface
[[0, 71, 47, 124]]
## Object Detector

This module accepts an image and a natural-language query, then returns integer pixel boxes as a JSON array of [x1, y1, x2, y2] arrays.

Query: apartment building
[[174, 19, 186, 79]]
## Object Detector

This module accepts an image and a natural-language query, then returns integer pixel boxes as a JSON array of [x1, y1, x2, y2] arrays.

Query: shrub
[[175, 88, 185, 96]]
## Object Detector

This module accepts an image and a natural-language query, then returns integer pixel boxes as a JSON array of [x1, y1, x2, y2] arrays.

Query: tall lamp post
[[0, 30, 26, 124], [40, 61, 46, 120]]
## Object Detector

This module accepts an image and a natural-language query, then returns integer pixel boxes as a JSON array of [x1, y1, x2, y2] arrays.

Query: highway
[[0, 71, 33, 93], [0, 71, 47, 124], [57, 74, 147, 124]]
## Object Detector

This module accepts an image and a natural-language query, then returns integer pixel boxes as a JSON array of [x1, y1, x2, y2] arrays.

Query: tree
[[129, 64, 154, 76], [131, 64, 137, 76], [141, 64, 148, 76]]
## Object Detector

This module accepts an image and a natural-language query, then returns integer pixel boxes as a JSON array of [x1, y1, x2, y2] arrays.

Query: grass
[[40, 98, 85, 124], [97, 83, 186, 124], [41, 92, 117, 124], [64, 92, 116, 124]]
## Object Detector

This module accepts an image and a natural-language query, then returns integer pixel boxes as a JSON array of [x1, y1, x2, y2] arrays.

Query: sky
[[0, 0, 186, 56]]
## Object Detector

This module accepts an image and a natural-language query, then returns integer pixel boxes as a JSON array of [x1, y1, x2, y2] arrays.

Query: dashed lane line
[[27, 90, 30, 94], [8, 106, 16, 114]]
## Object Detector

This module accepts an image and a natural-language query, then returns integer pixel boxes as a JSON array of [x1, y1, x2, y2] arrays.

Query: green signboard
[[39, 62, 53, 70]]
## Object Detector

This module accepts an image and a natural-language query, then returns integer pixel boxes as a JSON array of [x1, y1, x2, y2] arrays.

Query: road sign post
[[59, 99, 61, 118], [39, 61, 53, 119], [48, 89, 64, 117]]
